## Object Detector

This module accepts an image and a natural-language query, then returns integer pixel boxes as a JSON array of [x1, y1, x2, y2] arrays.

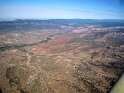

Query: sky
[[0, 0, 124, 19]]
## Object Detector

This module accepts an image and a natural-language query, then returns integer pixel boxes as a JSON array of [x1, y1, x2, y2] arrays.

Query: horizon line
[[0, 18, 124, 21]]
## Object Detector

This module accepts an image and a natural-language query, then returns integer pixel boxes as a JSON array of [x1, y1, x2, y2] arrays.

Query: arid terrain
[[0, 19, 124, 93]]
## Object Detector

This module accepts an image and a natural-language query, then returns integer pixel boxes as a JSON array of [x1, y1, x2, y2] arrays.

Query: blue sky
[[0, 0, 124, 19]]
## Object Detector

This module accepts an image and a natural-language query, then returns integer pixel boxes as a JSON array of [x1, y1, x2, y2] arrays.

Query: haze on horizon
[[0, 0, 124, 19]]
